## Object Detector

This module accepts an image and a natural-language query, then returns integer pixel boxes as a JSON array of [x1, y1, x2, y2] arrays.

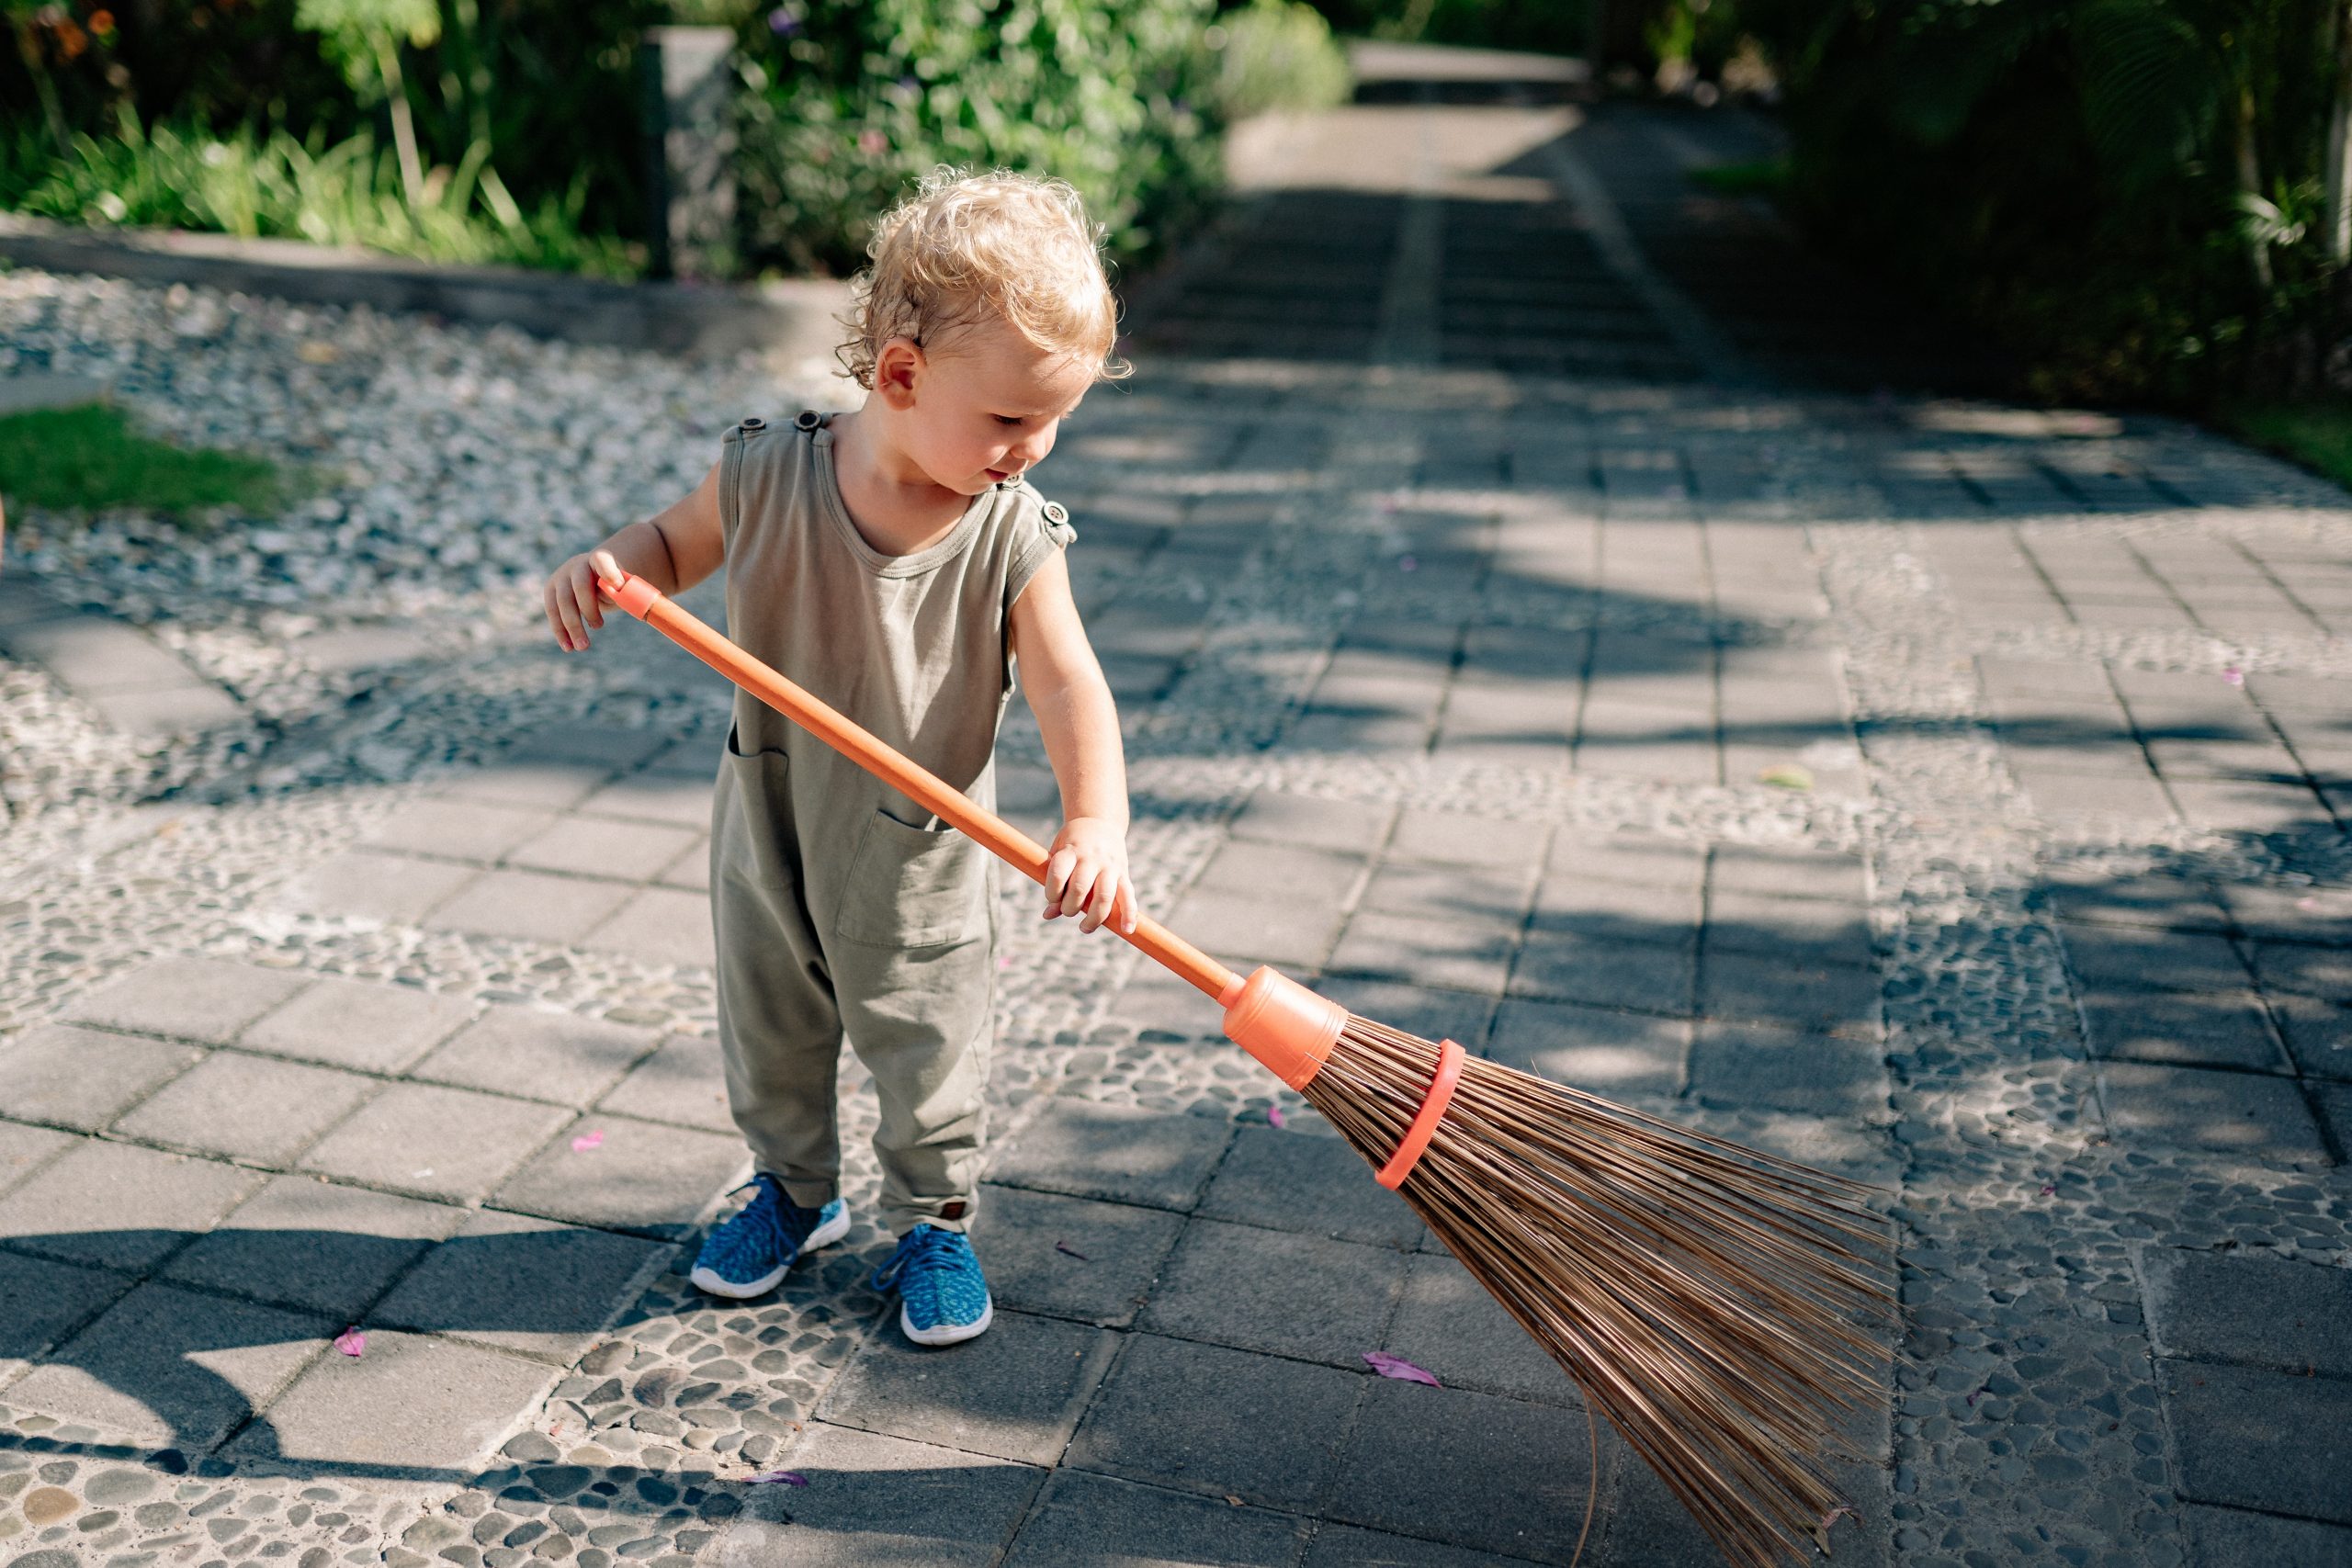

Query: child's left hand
[[1043, 817, 1137, 935]]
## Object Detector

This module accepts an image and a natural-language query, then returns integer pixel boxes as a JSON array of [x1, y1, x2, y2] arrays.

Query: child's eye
[[994, 415, 1024, 427]]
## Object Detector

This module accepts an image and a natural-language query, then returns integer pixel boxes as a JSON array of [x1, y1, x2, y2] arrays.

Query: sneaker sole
[[900, 1296, 993, 1347], [689, 1204, 853, 1300]]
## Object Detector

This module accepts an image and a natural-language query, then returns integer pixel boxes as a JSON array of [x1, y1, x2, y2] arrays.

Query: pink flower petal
[[334, 1327, 366, 1358], [571, 1130, 605, 1153], [2039, 1182, 2057, 1197], [1267, 1103, 1285, 1129], [1362, 1351, 1441, 1387], [745, 1471, 808, 1486], [2222, 667, 2245, 685]]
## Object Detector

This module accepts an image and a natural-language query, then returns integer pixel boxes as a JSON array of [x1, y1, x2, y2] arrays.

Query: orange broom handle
[[598, 571, 1241, 1004]]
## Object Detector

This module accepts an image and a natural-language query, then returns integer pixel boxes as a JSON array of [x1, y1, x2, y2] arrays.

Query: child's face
[[880, 321, 1096, 496]]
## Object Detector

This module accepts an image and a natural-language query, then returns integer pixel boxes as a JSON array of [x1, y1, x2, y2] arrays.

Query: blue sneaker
[[869, 1224, 993, 1346], [689, 1175, 849, 1299]]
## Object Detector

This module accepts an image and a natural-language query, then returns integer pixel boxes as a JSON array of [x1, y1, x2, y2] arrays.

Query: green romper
[[711, 409, 1073, 1237]]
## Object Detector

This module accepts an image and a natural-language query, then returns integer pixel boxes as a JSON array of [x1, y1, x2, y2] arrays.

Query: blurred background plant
[[1207, 0, 1352, 120]]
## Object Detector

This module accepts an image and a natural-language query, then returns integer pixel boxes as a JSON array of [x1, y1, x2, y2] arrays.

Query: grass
[[1688, 158, 1790, 199], [0, 401, 288, 517], [2218, 401, 2352, 492]]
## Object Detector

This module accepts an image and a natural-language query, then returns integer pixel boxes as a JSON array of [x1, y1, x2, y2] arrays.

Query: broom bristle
[[1306, 1014, 1897, 1568]]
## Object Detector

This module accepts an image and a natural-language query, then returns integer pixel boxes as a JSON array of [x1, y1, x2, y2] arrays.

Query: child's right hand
[[544, 548, 624, 652]]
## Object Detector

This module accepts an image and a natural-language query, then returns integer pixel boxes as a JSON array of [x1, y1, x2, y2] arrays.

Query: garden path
[[1, 39, 2349, 1568]]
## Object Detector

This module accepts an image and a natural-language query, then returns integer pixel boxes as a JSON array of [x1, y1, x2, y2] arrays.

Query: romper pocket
[[833, 807, 986, 949], [716, 724, 794, 886]]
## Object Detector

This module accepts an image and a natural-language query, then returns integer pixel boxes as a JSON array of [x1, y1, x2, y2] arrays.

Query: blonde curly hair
[[837, 167, 1128, 390]]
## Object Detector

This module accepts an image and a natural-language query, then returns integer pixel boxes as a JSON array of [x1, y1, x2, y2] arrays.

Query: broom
[[595, 570, 1897, 1568]]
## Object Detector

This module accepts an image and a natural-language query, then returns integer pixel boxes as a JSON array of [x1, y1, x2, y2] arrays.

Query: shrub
[[1206, 0, 1352, 122], [3, 112, 639, 277], [730, 0, 1225, 278]]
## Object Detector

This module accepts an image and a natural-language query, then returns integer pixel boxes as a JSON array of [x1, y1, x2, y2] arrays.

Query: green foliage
[[1301, 0, 1582, 56], [733, 0, 1225, 277], [0, 401, 288, 518], [1688, 157, 1790, 197], [1, 113, 638, 277], [1736, 0, 2348, 403], [2219, 399, 2352, 488], [1207, 0, 1352, 121]]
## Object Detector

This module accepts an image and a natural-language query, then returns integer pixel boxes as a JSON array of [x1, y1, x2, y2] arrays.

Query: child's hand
[[1043, 817, 1137, 935], [544, 548, 624, 652]]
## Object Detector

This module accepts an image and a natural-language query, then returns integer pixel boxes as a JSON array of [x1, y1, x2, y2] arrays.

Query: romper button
[[1042, 501, 1069, 524], [793, 410, 822, 431], [740, 416, 765, 431]]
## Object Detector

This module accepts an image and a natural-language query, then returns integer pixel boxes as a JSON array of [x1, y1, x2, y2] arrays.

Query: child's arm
[[1008, 552, 1137, 936], [543, 460, 726, 651]]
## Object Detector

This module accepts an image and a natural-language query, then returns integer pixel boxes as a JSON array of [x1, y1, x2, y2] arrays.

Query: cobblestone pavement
[[6, 41, 2352, 1568]]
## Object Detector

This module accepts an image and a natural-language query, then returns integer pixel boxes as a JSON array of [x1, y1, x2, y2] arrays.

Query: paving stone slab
[[228, 1327, 557, 1472], [162, 1174, 466, 1321], [1229, 790, 1397, 856], [576, 772, 716, 828], [2012, 765, 2177, 825], [1067, 1332, 1362, 1509], [0, 1250, 135, 1380], [1314, 976, 1497, 1053], [1, 614, 203, 691], [986, 1099, 1232, 1212], [1529, 874, 1701, 948], [1384, 1251, 1580, 1406], [595, 1032, 735, 1132], [970, 1184, 1186, 1327], [65, 956, 308, 1044], [83, 681, 246, 735], [717, 1422, 1046, 1568], [1510, 931, 1695, 1015], [1707, 843, 1867, 902], [1547, 832, 1707, 892], [1387, 807, 1546, 869], [112, 1051, 376, 1166], [2038, 870, 2231, 932], [0, 1140, 261, 1271], [506, 814, 702, 882], [1699, 950, 1882, 1039], [1487, 998, 1690, 1098], [1305, 1524, 1555, 1568], [2096, 1060, 2329, 1166], [2320, 1081, 2352, 1153], [360, 798, 559, 863], [1327, 910, 1515, 995], [2075, 989, 2292, 1073], [1163, 887, 1347, 969], [239, 976, 480, 1074], [2059, 924, 2255, 996], [429, 759, 618, 813], [1686, 1018, 1889, 1118], [0, 1119, 75, 1198], [1703, 889, 1874, 968], [2214, 881, 2352, 943], [1329, 1377, 1603, 1563], [6, 1280, 330, 1450], [2181, 1503, 2352, 1568], [1003, 1467, 1308, 1568], [1139, 1216, 1407, 1367], [582, 886, 718, 969], [2161, 1358, 2352, 1524], [1196, 1123, 1424, 1250], [1361, 862, 1537, 930], [2141, 1247, 2352, 1374], [1194, 840, 1369, 904], [2247, 940, 2352, 1005], [492, 1112, 745, 1239], [272, 847, 480, 924], [411, 1005, 658, 1106], [820, 1308, 1116, 1465], [0, 1023, 202, 1131], [299, 1082, 572, 1204], [1596, 1432, 1890, 1568], [422, 867, 637, 946], [657, 836, 714, 892], [369, 1207, 669, 1364]]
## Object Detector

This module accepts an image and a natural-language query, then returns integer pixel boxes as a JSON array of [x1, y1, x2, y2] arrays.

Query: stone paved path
[[5, 40, 2352, 1568]]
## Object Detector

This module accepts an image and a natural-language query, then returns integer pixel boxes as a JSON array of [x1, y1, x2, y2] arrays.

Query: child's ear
[[873, 337, 924, 410]]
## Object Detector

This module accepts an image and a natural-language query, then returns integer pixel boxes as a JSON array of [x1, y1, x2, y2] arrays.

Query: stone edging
[[0, 212, 853, 363]]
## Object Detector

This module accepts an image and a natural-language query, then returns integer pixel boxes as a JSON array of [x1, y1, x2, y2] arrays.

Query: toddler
[[542, 169, 1137, 1345]]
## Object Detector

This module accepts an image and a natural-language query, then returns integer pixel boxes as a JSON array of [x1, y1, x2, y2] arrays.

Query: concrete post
[[639, 25, 739, 281]]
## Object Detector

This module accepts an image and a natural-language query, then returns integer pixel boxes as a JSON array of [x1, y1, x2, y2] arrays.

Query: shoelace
[[869, 1224, 968, 1293]]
